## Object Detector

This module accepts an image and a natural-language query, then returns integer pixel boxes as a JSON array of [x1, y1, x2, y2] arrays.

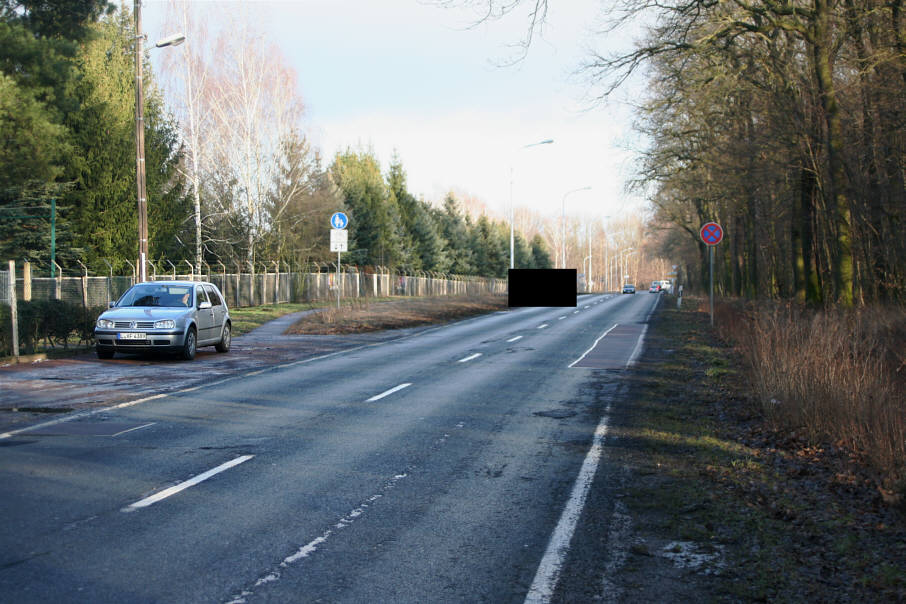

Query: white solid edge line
[[122, 454, 254, 512], [366, 383, 412, 402], [626, 295, 658, 367], [568, 323, 618, 368], [457, 353, 482, 363], [525, 413, 610, 603], [626, 325, 649, 367], [507, 336, 523, 343], [644, 293, 661, 323]]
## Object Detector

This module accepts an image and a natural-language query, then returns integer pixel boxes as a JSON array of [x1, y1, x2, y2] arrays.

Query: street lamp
[[510, 139, 554, 269], [618, 247, 635, 287], [560, 186, 591, 268], [134, 0, 184, 283]]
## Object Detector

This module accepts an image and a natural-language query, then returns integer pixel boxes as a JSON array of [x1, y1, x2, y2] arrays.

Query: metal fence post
[[234, 262, 241, 308], [77, 259, 89, 310], [52, 260, 63, 299], [124, 259, 136, 285], [102, 259, 113, 304], [183, 259, 194, 282]]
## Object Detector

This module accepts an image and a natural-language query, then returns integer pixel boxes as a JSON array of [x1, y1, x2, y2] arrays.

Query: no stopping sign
[[700, 222, 724, 246]]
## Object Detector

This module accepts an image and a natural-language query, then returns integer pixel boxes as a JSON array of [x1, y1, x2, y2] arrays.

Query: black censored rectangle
[[508, 269, 577, 307]]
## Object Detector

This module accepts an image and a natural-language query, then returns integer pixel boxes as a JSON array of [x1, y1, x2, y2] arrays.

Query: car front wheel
[[97, 347, 114, 360], [180, 327, 197, 361]]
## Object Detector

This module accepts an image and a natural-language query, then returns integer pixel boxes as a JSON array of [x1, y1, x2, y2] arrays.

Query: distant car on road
[[649, 282, 661, 293], [622, 284, 636, 294], [94, 281, 231, 360]]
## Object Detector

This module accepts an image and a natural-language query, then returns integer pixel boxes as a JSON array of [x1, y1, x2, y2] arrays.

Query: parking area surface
[[0, 310, 412, 434]]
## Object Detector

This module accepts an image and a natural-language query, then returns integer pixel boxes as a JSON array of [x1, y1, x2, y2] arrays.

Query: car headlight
[[154, 319, 176, 329], [97, 319, 115, 329]]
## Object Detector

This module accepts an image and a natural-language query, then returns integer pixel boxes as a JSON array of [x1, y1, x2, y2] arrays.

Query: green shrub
[[0, 299, 104, 356]]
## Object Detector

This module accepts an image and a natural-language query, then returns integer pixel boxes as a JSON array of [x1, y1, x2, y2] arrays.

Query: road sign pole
[[329, 212, 349, 310], [699, 222, 723, 328], [709, 246, 714, 327]]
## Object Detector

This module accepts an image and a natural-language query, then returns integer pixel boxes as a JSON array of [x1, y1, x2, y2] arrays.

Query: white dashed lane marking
[[366, 383, 412, 402], [457, 353, 482, 363]]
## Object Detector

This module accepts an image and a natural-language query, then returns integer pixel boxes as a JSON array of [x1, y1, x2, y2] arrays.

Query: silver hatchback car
[[94, 281, 231, 360]]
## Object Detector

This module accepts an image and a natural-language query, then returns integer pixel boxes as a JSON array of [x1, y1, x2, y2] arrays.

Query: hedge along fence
[[0, 299, 106, 356], [0, 262, 507, 357]]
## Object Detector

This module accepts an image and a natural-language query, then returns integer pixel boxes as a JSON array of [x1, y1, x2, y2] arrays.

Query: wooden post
[[22, 261, 31, 301]]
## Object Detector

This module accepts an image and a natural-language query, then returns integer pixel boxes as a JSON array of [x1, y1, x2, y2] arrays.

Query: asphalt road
[[0, 292, 660, 603]]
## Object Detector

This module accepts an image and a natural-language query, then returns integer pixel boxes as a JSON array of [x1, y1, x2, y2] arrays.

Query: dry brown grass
[[716, 300, 906, 501], [284, 294, 509, 335]]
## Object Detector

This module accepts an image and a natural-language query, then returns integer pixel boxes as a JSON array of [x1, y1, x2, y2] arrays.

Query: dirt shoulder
[[591, 300, 905, 601]]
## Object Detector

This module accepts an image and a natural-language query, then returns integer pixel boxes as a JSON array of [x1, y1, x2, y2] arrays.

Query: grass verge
[[284, 293, 509, 334], [608, 298, 906, 602], [229, 302, 326, 336], [222, 297, 411, 336]]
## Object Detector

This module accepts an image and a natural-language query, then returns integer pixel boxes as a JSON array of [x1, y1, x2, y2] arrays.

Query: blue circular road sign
[[330, 212, 349, 229]]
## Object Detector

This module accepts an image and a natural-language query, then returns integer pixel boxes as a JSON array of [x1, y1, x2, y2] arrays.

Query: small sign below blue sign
[[330, 212, 348, 229]]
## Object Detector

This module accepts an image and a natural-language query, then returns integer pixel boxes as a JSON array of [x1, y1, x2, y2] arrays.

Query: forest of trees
[[0, 1, 555, 280], [0, 0, 189, 272], [451, 0, 906, 304], [596, 0, 906, 306]]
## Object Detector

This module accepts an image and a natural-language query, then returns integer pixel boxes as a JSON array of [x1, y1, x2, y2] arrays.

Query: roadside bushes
[[0, 300, 106, 356], [716, 301, 906, 503]]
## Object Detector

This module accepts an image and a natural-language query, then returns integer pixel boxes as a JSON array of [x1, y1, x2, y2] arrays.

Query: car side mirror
[[108, 301, 116, 308], [198, 301, 212, 310]]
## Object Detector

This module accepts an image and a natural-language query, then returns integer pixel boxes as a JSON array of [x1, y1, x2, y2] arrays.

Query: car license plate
[[118, 332, 146, 340]]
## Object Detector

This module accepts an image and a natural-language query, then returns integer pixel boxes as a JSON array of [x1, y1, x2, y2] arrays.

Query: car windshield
[[117, 284, 192, 308]]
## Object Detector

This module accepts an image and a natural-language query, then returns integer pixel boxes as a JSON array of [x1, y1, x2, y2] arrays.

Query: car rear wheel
[[180, 327, 197, 361], [215, 322, 231, 353]]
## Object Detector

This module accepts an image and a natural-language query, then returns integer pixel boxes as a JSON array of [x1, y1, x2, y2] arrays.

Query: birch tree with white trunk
[[161, 0, 213, 275]]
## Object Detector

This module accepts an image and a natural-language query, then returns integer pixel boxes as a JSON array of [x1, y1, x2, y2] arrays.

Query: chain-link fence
[[0, 269, 8, 306], [1, 265, 506, 310]]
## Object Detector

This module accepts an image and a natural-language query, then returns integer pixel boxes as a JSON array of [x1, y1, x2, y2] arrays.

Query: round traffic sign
[[700, 222, 724, 246], [330, 212, 348, 229]]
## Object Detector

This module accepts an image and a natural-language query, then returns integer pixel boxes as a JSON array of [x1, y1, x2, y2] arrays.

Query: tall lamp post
[[619, 247, 635, 286], [560, 186, 591, 268], [510, 139, 554, 269], [134, 0, 184, 282]]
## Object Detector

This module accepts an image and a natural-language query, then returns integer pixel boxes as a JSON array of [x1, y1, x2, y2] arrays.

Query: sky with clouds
[[144, 0, 650, 223]]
